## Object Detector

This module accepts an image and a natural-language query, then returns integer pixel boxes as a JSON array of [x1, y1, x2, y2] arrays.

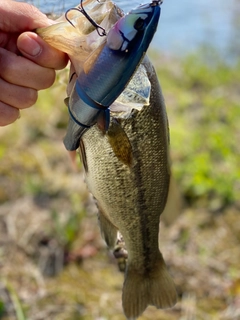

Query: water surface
[[17, 0, 239, 58]]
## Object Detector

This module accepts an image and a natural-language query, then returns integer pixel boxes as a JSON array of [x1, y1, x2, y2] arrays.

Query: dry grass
[[0, 56, 239, 319]]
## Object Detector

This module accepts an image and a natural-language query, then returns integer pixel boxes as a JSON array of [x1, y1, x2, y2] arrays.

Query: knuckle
[[41, 69, 56, 89], [55, 53, 69, 70], [0, 51, 11, 79], [26, 4, 46, 21], [0, 103, 19, 126], [23, 89, 38, 108], [18, 88, 38, 109]]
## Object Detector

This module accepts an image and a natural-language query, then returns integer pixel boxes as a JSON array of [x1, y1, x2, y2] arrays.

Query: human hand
[[0, 0, 69, 126]]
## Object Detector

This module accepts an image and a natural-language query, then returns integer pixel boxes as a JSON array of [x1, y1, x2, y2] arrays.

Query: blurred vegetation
[[154, 46, 240, 209], [0, 47, 239, 319]]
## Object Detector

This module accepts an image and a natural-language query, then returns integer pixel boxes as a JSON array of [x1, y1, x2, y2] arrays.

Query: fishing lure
[[65, 0, 107, 36], [63, 0, 162, 150]]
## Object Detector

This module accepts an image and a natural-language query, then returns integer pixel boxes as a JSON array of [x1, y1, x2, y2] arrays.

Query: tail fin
[[122, 255, 177, 319]]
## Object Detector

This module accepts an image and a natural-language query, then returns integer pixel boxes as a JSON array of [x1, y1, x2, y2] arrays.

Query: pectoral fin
[[107, 119, 132, 166]]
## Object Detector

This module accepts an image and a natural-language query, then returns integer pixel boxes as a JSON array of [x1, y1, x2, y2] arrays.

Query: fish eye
[[134, 18, 145, 31]]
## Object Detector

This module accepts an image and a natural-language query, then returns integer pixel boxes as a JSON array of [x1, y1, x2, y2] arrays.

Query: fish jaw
[[80, 57, 177, 317], [63, 78, 110, 150]]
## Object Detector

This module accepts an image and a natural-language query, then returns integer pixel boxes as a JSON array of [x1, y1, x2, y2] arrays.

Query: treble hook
[[65, 0, 106, 37]]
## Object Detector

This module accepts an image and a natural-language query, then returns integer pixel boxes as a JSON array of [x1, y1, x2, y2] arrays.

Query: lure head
[[107, 1, 161, 51]]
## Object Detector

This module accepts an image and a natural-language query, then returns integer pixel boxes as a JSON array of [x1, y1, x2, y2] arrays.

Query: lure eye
[[134, 18, 145, 31]]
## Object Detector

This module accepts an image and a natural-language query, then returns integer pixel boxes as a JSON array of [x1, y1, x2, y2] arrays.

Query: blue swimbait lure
[[64, 0, 161, 150]]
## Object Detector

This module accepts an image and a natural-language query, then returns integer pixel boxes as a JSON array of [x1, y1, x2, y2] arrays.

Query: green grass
[[154, 47, 240, 208]]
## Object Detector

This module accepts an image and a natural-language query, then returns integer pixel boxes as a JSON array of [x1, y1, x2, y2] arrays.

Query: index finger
[[0, 1, 51, 32]]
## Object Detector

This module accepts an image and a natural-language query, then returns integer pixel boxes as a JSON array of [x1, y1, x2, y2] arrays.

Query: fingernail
[[18, 34, 42, 57]]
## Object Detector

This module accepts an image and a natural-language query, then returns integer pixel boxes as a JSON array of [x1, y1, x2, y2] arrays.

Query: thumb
[[17, 32, 68, 70]]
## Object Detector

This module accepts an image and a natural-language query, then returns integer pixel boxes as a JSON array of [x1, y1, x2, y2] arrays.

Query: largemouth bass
[[82, 56, 177, 319], [37, 0, 177, 318]]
